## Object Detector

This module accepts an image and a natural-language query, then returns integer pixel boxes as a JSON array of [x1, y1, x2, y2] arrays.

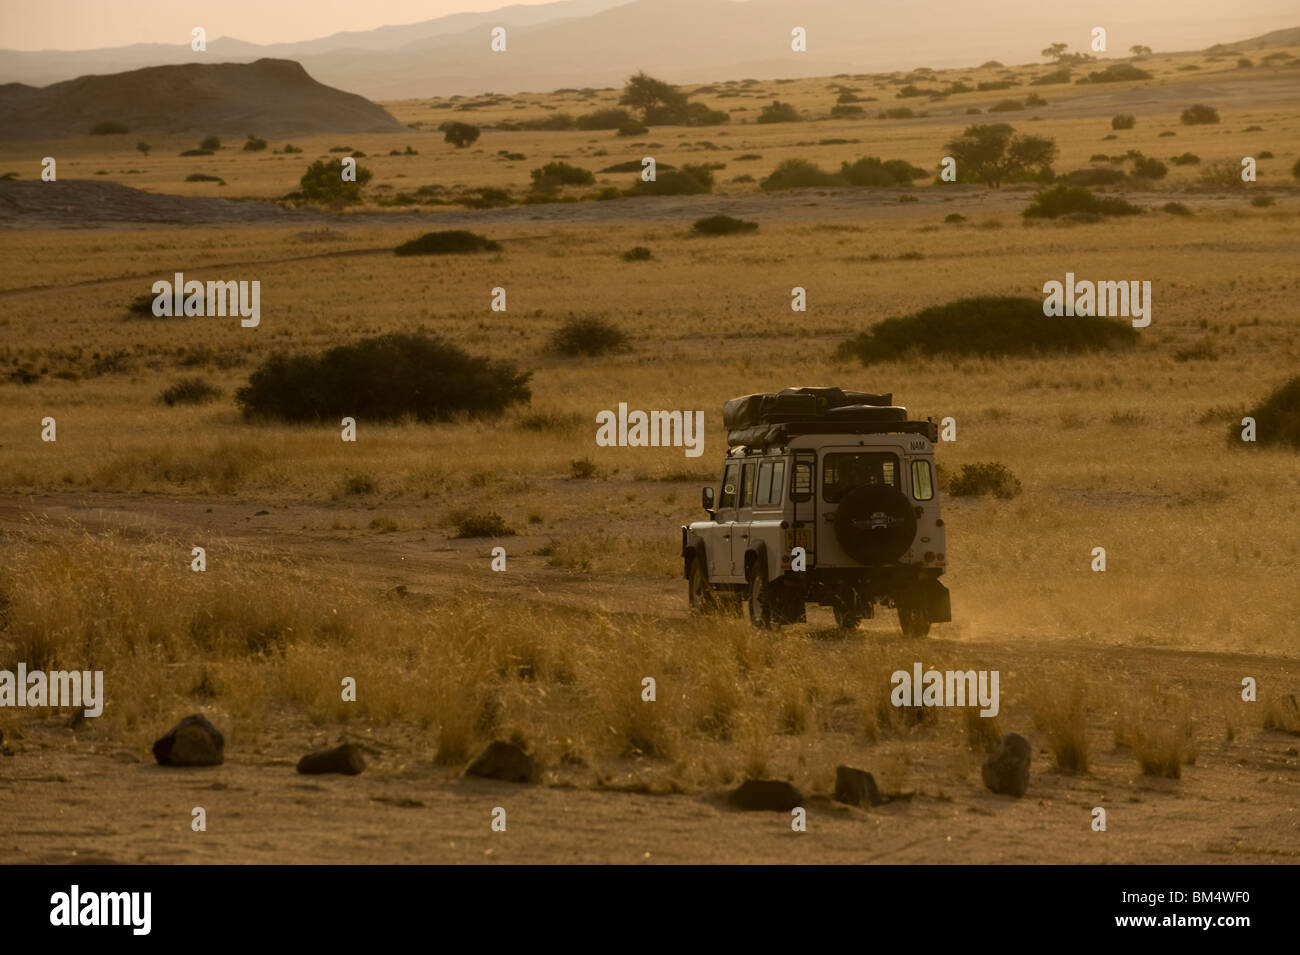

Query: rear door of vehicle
[[712, 460, 741, 580]]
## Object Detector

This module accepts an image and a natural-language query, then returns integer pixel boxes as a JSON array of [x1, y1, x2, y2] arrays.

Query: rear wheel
[[898, 601, 931, 638], [833, 603, 864, 630], [688, 558, 717, 615], [747, 568, 773, 629]]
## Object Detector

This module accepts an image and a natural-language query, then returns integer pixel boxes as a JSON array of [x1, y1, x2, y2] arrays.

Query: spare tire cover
[[834, 484, 916, 566]]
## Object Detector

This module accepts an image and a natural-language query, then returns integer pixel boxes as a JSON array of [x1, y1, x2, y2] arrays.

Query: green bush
[[281, 143, 303, 154], [617, 121, 649, 136], [948, 462, 1022, 499], [1132, 156, 1167, 179], [622, 246, 653, 261], [199, 135, 221, 150], [1162, 202, 1193, 216], [988, 99, 1025, 112], [242, 135, 268, 151], [1059, 167, 1126, 186], [879, 107, 915, 119], [89, 121, 129, 135], [299, 158, 373, 204], [756, 100, 801, 123], [1079, 64, 1153, 83], [394, 230, 501, 255], [452, 511, 516, 538], [1172, 152, 1200, 165], [631, 164, 713, 195], [692, 214, 758, 235], [834, 295, 1138, 362], [1031, 69, 1072, 85], [160, 377, 222, 406], [439, 121, 480, 147], [1198, 159, 1243, 188], [1180, 104, 1220, 125], [1111, 114, 1136, 130], [576, 108, 634, 130], [530, 161, 595, 187], [1236, 375, 1300, 449], [761, 158, 839, 190], [1023, 185, 1140, 219], [840, 156, 927, 186], [235, 332, 531, 423], [549, 317, 627, 356], [684, 102, 730, 126]]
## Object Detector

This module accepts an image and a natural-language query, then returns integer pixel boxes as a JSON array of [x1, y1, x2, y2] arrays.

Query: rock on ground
[[153, 714, 224, 767], [982, 732, 1031, 797], [730, 779, 803, 811], [465, 741, 535, 783], [297, 743, 366, 775]]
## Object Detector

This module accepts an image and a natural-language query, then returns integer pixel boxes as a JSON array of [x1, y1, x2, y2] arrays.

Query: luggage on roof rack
[[720, 386, 932, 449]]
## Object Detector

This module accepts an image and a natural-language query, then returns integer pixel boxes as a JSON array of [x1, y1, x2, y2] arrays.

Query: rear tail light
[[924, 551, 935, 562]]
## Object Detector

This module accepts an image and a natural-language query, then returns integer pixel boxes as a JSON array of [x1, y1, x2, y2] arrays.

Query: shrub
[[1111, 114, 1136, 130], [878, 107, 915, 119], [243, 134, 268, 151], [1180, 104, 1220, 125], [1235, 375, 1300, 449], [184, 173, 225, 184], [949, 462, 1022, 499], [1292, 156, 1300, 180], [631, 164, 712, 195], [281, 143, 303, 154], [684, 102, 730, 126], [549, 317, 627, 356], [834, 295, 1138, 362], [839, 156, 926, 186], [1172, 152, 1200, 165], [831, 105, 864, 117], [617, 121, 649, 136], [569, 458, 599, 479], [530, 161, 595, 187], [622, 246, 653, 261], [1162, 201, 1193, 216], [439, 121, 480, 147], [136, 142, 151, 155], [1023, 184, 1140, 219], [1031, 69, 1072, 85], [299, 158, 373, 203], [394, 230, 500, 255], [160, 378, 222, 406], [1237, 57, 1253, 68], [756, 100, 801, 123], [576, 108, 633, 130], [692, 214, 758, 235], [452, 511, 515, 538], [236, 332, 530, 423], [944, 213, 966, 223], [1032, 680, 1089, 772], [1060, 167, 1126, 187], [199, 135, 221, 150], [179, 149, 213, 157], [1079, 63, 1152, 83], [1198, 159, 1243, 188], [1132, 156, 1167, 179], [89, 121, 129, 135], [944, 122, 1057, 188], [761, 158, 838, 190], [988, 99, 1025, 112], [977, 80, 1013, 91]]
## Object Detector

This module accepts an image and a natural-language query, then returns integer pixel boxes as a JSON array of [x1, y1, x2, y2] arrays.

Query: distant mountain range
[[1, 0, 1296, 100], [0, 59, 407, 140]]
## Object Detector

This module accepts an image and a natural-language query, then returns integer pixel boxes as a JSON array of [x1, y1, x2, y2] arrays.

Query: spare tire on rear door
[[834, 484, 916, 566]]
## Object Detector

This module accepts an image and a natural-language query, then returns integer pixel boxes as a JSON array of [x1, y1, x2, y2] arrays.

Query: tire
[[833, 603, 864, 630], [747, 566, 773, 629], [833, 484, 917, 567], [688, 557, 717, 615], [898, 602, 931, 638]]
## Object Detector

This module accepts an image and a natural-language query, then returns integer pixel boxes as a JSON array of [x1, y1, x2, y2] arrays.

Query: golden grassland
[[1, 48, 1298, 807]]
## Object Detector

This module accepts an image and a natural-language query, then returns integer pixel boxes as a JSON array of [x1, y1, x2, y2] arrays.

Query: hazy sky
[[0, 0, 560, 50], [1, 0, 1294, 52]]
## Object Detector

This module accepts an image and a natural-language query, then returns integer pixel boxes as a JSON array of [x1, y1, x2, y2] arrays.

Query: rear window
[[822, 452, 899, 503], [911, 459, 934, 501]]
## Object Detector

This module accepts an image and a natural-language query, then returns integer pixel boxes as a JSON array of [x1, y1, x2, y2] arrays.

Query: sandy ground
[[1, 491, 1297, 864]]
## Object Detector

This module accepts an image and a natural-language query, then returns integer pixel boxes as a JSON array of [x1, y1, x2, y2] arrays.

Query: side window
[[719, 462, 740, 508], [755, 462, 773, 507], [739, 462, 757, 508], [911, 459, 934, 501], [791, 460, 813, 501], [767, 461, 786, 506]]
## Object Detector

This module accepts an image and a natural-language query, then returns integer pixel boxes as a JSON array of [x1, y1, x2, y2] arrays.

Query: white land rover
[[681, 386, 951, 636]]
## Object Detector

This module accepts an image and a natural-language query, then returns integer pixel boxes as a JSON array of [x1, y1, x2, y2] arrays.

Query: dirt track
[[1, 490, 1297, 863]]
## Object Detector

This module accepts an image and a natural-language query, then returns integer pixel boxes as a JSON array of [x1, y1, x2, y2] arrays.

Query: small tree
[[136, 141, 152, 156], [200, 135, 221, 150], [1129, 44, 1153, 56], [944, 123, 1058, 188], [299, 158, 373, 204], [619, 71, 688, 124], [1041, 42, 1068, 62], [1180, 104, 1220, 125], [439, 121, 480, 147]]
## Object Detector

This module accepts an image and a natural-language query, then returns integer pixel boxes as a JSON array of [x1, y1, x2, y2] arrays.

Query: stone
[[730, 779, 803, 811], [982, 732, 1030, 797], [153, 714, 224, 767], [297, 743, 365, 775], [834, 765, 884, 806], [465, 741, 535, 783]]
